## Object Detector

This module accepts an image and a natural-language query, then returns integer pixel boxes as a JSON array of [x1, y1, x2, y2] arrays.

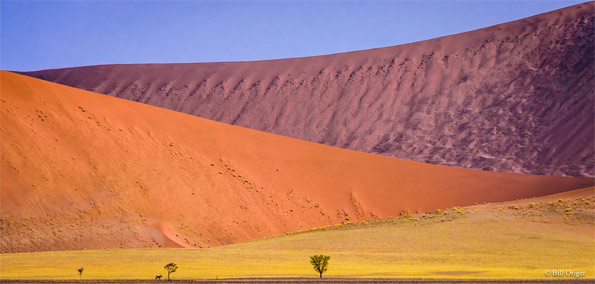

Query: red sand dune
[[23, 2, 595, 177], [1, 71, 592, 252]]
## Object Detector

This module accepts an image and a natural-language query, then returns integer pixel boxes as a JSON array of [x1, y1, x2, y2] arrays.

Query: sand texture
[[1, 71, 592, 252], [22, 3, 595, 177]]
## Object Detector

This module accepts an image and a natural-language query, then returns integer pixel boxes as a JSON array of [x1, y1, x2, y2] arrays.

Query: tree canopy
[[164, 263, 178, 281], [309, 255, 330, 278]]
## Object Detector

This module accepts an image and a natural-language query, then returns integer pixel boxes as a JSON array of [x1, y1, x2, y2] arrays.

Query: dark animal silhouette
[[155, 275, 162, 280]]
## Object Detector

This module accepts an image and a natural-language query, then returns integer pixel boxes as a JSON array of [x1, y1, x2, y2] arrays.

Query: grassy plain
[[1, 192, 593, 281]]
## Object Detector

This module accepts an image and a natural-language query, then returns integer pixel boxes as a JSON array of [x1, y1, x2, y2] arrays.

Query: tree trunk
[[168, 272, 170, 281], [320, 271, 322, 278]]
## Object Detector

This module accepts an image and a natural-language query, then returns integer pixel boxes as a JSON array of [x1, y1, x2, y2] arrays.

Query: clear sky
[[1, 1, 585, 71]]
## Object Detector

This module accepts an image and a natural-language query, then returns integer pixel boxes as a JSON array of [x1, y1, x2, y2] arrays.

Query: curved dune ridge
[[1, 71, 592, 253], [23, 2, 595, 177]]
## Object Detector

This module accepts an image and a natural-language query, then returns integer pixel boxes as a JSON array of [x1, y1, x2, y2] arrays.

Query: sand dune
[[1, 187, 593, 280], [22, 2, 594, 177], [1, 71, 592, 252]]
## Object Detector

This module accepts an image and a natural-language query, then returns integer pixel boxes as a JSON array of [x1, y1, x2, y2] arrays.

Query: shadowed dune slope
[[1, 71, 592, 253], [23, 3, 595, 177]]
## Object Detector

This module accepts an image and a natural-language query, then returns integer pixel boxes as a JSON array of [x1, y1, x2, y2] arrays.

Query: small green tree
[[309, 255, 330, 278], [164, 263, 178, 281], [77, 267, 84, 280]]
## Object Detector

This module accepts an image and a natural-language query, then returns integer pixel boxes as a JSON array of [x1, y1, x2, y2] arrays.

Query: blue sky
[[1, 1, 585, 71]]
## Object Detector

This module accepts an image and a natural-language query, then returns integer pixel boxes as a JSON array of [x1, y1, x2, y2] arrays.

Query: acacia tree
[[309, 255, 330, 278], [164, 263, 178, 281], [77, 267, 84, 280]]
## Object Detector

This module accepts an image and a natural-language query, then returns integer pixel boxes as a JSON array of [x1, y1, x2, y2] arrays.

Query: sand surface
[[1, 71, 592, 253], [1, 188, 593, 280], [22, 2, 595, 177]]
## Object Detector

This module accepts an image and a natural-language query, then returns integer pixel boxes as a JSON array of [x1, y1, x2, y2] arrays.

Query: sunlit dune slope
[[1, 188, 593, 280], [23, 2, 595, 177], [1, 71, 592, 253]]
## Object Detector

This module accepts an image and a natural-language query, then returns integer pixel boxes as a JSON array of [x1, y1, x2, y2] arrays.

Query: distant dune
[[23, 2, 594, 177], [1, 71, 592, 253]]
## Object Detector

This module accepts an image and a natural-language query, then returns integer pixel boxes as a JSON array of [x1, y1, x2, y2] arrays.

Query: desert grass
[[1, 196, 593, 280]]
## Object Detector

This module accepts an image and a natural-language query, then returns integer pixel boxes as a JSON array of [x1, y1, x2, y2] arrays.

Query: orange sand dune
[[500, 186, 594, 205], [1, 71, 592, 253], [24, 2, 595, 177]]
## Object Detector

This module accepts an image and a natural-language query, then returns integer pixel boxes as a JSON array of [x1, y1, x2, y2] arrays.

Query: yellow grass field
[[1, 191, 593, 281]]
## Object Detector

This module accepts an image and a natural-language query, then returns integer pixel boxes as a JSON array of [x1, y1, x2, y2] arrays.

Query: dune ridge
[[23, 2, 595, 177], [1, 71, 592, 253]]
